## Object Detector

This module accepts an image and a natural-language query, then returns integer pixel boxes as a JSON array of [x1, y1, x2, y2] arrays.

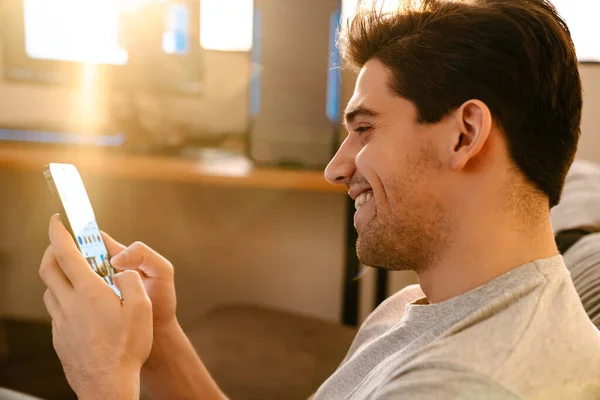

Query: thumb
[[101, 231, 127, 258], [109, 242, 172, 279], [112, 270, 150, 307]]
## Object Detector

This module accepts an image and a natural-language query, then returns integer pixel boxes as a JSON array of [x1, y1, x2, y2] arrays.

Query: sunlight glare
[[200, 0, 254, 52], [80, 63, 100, 127], [342, 0, 402, 23], [552, 0, 600, 61], [24, 0, 127, 65]]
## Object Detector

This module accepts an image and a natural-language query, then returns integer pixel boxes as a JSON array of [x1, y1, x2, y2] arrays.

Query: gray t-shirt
[[314, 256, 600, 399]]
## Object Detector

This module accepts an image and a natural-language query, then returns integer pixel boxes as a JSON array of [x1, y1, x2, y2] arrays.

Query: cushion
[[551, 160, 600, 233], [563, 233, 600, 328], [184, 304, 356, 400], [0, 388, 42, 400]]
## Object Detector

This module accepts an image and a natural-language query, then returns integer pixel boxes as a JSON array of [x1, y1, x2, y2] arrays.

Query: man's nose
[[325, 140, 357, 185]]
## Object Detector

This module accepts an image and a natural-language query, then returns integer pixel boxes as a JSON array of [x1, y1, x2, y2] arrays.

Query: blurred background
[[0, 0, 598, 399]]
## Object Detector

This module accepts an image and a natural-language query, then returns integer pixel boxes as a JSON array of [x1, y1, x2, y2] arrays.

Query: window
[[22, 0, 256, 66], [200, 0, 254, 52], [553, 0, 600, 62], [24, 0, 127, 64]]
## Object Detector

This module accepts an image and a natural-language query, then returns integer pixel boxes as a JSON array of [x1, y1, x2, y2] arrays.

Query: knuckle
[[42, 245, 53, 257], [164, 260, 175, 275], [51, 331, 59, 347], [130, 241, 148, 252], [129, 292, 152, 311], [51, 328, 63, 354], [39, 264, 48, 281], [39, 247, 53, 278], [114, 270, 140, 287], [43, 289, 59, 315], [142, 298, 153, 315], [128, 242, 174, 277], [139, 295, 153, 309], [121, 269, 140, 280]]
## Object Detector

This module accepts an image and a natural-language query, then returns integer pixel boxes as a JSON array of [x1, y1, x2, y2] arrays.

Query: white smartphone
[[44, 163, 121, 297]]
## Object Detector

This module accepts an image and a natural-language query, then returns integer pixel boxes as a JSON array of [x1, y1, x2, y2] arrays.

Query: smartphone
[[44, 163, 121, 297]]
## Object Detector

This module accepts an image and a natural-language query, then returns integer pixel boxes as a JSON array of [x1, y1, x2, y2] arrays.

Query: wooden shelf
[[0, 143, 346, 194]]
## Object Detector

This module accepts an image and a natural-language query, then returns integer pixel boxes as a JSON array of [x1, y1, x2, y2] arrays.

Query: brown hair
[[339, 0, 582, 208]]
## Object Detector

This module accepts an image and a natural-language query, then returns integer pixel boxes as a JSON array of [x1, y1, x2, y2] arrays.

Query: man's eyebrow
[[344, 105, 380, 128]]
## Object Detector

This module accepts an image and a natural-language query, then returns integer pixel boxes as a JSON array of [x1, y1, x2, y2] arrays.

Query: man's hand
[[39, 215, 153, 400], [100, 233, 228, 400], [101, 234, 178, 338]]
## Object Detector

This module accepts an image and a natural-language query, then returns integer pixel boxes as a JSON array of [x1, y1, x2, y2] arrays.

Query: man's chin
[[356, 236, 412, 272], [356, 236, 379, 267]]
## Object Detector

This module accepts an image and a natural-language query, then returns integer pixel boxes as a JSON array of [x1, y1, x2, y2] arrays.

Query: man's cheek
[[354, 143, 375, 170]]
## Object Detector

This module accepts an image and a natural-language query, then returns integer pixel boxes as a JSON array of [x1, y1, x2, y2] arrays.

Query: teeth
[[355, 191, 373, 210]]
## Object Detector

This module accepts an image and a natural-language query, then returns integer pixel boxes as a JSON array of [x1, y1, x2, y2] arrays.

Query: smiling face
[[325, 59, 455, 271]]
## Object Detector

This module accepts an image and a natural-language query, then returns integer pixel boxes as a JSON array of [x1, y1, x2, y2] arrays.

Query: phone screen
[[47, 163, 121, 297]]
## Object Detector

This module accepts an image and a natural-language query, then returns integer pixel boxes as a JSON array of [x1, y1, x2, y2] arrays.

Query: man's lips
[[349, 186, 373, 200], [354, 190, 374, 210]]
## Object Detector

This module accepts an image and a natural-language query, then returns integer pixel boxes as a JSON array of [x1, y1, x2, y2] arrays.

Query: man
[[39, 0, 600, 399]]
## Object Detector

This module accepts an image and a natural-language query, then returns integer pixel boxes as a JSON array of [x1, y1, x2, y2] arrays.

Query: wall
[[578, 64, 600, 163]]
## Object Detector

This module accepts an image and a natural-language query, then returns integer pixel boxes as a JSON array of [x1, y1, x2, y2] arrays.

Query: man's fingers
[[39, 245, 73, 298], [48, 214, 99, 287], [110, 242, 173, 279], [113, 270, 152, 310], [43, 289, 63, 322], [101, 231, 127, 258]]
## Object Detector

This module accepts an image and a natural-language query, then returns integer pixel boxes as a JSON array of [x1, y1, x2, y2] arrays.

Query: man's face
[[325, 59, 454, 271]]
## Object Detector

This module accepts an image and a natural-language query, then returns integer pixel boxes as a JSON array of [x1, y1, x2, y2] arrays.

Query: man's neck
[[417, 209, 558, 304]]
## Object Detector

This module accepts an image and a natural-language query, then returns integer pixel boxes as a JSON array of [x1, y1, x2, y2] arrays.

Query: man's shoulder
[[376, 357, 600, 400], [394, 279, 600, 399], [378, 318, 600, 400]]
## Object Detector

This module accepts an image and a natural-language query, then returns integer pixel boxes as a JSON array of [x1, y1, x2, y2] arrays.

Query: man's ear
[[450, 100, 493, 171]]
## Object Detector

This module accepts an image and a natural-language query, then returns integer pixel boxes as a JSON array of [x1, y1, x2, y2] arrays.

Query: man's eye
[[354, 126, 372, 135]]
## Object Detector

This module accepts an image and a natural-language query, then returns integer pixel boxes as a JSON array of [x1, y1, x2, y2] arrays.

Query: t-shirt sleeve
[[371, 366, 521, 400]]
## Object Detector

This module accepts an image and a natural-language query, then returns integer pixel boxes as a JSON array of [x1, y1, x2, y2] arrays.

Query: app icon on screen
[[96, 257, 107, 276], [86, 257, 97, 272], [78, 236, 83, 245], [103, 258, 112, 276]]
